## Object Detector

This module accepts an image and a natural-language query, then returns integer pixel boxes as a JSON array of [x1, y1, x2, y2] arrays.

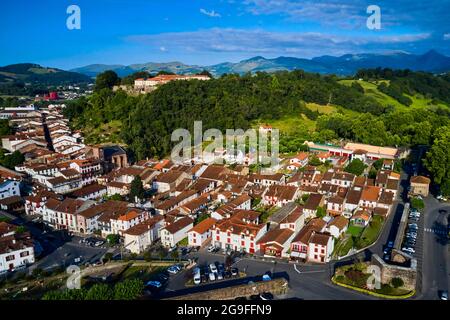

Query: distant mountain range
[[70, 50, 450, 77]]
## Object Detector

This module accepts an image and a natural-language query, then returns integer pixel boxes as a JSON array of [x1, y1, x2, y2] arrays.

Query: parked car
[[209, 263, 218, 274], [208, 272, 216, 281], [146, 280, 162, 289], [440, 290, 448, 300], [231, 268, 238, 276], [193, 273, 201, 285], [262, 274, 272, 281], [224, 270, 232, 279], [249, 294, 262, 300], [387, 241, 394, 248], [402, 247, 415, 254], [207, 245, 216, 253], [167, 265, 181, 274], [217, 272, 223, 280]]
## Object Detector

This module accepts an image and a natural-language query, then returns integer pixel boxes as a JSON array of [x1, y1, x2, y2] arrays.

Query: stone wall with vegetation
[[371, 254, 416, 291], [168, 278, 289, 300]]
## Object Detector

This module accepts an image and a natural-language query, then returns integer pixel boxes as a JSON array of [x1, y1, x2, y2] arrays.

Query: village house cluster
[[114, 74, 211, 95], [0, 107, 418, 272]]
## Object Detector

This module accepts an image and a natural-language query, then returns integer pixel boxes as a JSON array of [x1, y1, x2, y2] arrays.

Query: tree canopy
[[95, 70, 120, 91]]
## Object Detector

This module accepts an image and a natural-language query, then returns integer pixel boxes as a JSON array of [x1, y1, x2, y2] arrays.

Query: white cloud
[[160, 46, 168, 52], [444, 33, 450, 40], [200, 8, 221, 18], [126, 28, 431, 58]]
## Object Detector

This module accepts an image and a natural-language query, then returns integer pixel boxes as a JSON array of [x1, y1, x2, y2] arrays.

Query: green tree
[[113, 279, 144, 300], [106, 234, 120, 245], [424, 126, 450, 187], [308, 155, 322, 166], [85, 284, 113, 300], [410, 197, 425, 210], [344, 159, 367, 176], [1, 150, 25, 169], [391, 277, 404, 288], [0, 119, 12, 136], [316, 206, 327, 218], [130, 175, 145, 201], [95, 70, 119, 91]]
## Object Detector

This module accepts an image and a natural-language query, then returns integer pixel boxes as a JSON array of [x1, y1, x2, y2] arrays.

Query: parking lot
[[33, 234, 112, 271], [401, 206, 423, 257]]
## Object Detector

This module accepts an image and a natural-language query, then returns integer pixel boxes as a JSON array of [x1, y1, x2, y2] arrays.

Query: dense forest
[[63, 68, 450, 194]]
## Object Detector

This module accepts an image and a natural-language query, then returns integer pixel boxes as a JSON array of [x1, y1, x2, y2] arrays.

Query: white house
[[160, 217, 194, 248], [123, 216, 165, 254], [0, 222, 35, 272], [326, 216, 348, 239], [0, 179, 20, 199], [212, 218, 267, 254], [307, 232, 334, 263], [187, 217, 217, 247]]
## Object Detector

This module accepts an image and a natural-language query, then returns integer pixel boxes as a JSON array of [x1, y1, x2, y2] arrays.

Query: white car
[[207, 245, 216, 253], [217, 272, 223, 280], [402, 247, 415, 254], [193, 273, 201, 285], [209, 272, 216, 281], [209, 263, 218, 273]]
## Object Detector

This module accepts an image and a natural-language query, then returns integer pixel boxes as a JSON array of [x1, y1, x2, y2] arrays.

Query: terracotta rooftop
[[188, 217, 217, 235]]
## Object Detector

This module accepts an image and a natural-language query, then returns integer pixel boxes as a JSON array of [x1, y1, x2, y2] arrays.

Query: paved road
[[161, 250, 374, 300], [419, 197, 449, 300]]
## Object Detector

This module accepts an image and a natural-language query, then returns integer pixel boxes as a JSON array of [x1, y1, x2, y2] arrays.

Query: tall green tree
[[130, 175, 145, 201], [424, 126, 450, 191], [344, 159, 367, 176], [95, 70, 119, 91]]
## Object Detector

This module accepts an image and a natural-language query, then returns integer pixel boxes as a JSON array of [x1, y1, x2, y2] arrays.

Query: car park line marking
[[294, 264, 325, 274], [424, 228, 448, 235]]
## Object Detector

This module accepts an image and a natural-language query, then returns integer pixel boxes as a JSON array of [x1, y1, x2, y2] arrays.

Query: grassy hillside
[[339, 79, 449, 111]]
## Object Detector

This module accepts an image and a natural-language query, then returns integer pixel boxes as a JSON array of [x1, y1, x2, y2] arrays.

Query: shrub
[[410, 197, 424, 210], [391, 277, 404, 288], [114, 279, 144, 300], [85, 284, 113, 300]]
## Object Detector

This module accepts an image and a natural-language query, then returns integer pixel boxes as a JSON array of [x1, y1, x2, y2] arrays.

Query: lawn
[[305, 102, 337, 114], [119, 265, 165, 283], [347, 224, 364, 237], [356, 215, 384, 248], [255, 113, 316, 135], [339, 79, 449, 112], [333, 235, 354, 257]]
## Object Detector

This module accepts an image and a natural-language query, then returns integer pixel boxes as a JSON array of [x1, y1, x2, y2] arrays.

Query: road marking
[[424, 228, 448, 235], [293, 264, 325, 274]]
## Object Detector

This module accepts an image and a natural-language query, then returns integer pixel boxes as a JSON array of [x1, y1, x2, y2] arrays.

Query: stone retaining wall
[[167, 278, 289, 300]]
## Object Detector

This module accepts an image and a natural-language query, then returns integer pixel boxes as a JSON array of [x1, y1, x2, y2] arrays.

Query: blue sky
[[1, 0, 449, 69]]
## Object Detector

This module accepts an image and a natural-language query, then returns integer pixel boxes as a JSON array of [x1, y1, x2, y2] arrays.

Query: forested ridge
[[63, 68, 450, 194]]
